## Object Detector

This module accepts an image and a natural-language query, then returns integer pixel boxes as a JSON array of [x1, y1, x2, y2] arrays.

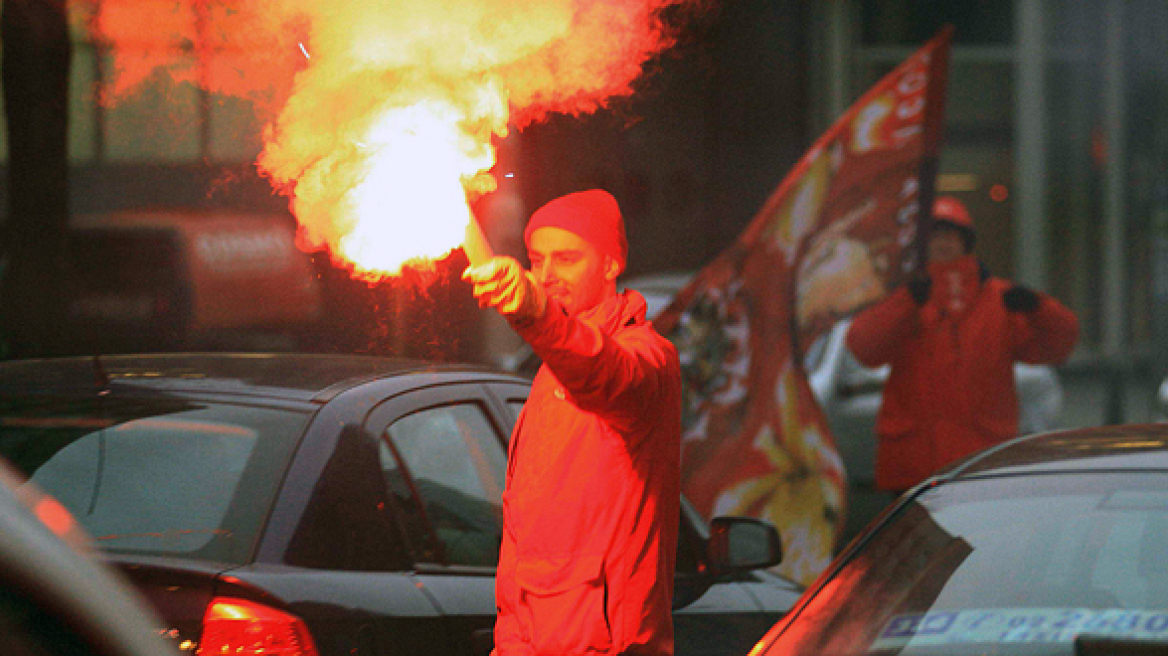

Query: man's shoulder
[[615, 321, 680, 372]]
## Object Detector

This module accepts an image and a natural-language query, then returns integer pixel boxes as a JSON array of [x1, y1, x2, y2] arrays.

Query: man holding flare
[[463, 189, 683, 655]]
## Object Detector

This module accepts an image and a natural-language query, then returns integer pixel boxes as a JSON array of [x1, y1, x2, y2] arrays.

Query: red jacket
[[846, 255, 1079, 491], [495, 290, 682, 655]]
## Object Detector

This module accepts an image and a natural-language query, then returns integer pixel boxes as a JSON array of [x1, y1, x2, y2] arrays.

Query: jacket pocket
[[515, 553, 612, 654]]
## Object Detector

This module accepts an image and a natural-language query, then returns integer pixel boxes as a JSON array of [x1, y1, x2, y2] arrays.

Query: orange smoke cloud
[[82, 0, 302, 112], [89, 0, 701, 278]]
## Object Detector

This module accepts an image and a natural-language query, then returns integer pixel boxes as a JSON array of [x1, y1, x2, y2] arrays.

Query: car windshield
[[768, 473, 1168, 655], [0, 395, 309, 564]]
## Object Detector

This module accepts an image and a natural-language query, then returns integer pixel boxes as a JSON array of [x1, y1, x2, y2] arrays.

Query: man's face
[[927, 224, 968, 264], [528, 226, 620, 317]]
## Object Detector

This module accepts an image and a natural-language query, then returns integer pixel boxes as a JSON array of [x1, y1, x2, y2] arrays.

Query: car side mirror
[[707, 516, 782, 575]]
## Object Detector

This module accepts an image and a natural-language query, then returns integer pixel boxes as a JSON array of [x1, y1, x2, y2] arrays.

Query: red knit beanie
[[525, 189, 627, 273]]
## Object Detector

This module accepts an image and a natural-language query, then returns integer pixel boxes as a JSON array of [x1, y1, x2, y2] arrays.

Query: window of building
[[0, 0, 270, 166], [860, 0, 1014, 46]]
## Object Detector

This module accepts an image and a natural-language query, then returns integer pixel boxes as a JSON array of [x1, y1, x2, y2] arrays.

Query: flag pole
[[913, 25, 955, 273]]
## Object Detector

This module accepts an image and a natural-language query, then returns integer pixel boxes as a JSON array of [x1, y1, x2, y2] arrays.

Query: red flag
[[653, 27, 952, 585]]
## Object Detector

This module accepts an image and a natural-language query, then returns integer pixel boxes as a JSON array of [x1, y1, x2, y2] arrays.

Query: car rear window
[[0, 396, 309, 564]]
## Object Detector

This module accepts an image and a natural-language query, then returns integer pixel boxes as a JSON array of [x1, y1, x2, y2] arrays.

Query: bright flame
[[85, 0, 702, 279], [331, 101, 500, 277], [260, 84, 509, 277]]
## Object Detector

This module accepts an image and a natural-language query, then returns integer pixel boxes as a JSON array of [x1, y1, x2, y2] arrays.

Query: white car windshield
[[768, 473, 1168, 655]]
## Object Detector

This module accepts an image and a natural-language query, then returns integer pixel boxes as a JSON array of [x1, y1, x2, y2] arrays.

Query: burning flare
[[87, 0, 698, 278]]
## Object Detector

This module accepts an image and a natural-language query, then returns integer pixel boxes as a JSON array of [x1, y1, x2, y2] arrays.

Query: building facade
[[811, 0, 1168, 381]]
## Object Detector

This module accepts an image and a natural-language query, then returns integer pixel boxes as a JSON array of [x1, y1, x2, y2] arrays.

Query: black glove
[[1003, 285, 1040, 313], [906, 274, 932, 306]]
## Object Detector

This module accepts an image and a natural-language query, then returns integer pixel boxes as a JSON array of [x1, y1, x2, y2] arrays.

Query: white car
[[620, 271, 1065, 543]]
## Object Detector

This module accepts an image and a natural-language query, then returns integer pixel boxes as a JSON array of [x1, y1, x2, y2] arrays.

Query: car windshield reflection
[[1, 398, 309, 563]]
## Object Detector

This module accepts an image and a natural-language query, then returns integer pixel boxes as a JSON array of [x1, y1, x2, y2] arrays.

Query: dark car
[[747, 423, 1168, 656], [0, 353, 801, 656]]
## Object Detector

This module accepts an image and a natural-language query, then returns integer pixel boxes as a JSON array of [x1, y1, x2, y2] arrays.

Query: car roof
[[621, 270, 694, 292], [619, 271, 695, 320], [940, 423, 1168, 480], [0, 353, 526, 403]]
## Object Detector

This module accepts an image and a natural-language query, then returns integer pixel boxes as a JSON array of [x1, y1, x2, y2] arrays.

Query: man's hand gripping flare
[[463, 257, 547, 322]]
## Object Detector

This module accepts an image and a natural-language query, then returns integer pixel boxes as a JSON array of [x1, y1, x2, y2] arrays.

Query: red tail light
[[198, 597, 320, 655]]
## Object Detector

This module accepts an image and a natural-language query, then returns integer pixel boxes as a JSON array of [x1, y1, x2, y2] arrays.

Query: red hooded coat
[[846, 255, 1079, 491], [495, 289, 682, 655]]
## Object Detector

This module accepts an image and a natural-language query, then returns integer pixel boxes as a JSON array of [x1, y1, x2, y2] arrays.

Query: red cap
[[525, 189, 627, 273], [932, 195, 973, 230]]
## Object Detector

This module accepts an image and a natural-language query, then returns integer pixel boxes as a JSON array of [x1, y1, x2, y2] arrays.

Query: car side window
[[380, 403, 506, 567]]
